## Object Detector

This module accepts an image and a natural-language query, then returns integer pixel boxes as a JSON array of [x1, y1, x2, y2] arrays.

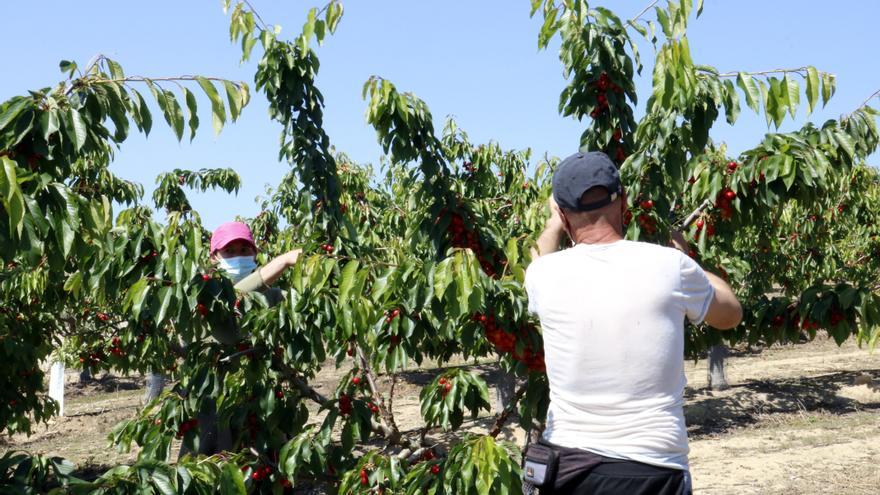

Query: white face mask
[[217, 256, 257, 283]]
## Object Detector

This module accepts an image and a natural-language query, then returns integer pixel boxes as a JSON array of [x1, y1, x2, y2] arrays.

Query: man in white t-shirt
[[524, 151, 742, 494]]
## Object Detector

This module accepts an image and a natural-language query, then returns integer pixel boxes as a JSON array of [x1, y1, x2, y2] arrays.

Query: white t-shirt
[[525, 240, 714, 470]]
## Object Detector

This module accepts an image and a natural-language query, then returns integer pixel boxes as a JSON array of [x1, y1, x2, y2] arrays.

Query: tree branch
[[489, 382, 528, 438], [90, 75, 244, 86], [356, 345, 402, 443], [629, 0, 659, 24], [675, 198, 713, 229], [242, 0, 270, 31], [709, 67, 810, 79], [274, 361, 329, 406], [856, 88, 880, 112]]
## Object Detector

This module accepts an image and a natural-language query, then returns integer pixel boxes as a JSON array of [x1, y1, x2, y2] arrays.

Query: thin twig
[[242, 0, 270, 31], [856, 88, 880, 111], [710, 67, 810, 79], [90, 76, 242, 85], [629, 0, 660, 24]]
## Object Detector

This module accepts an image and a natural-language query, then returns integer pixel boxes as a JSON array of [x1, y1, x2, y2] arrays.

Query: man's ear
[[559, 209, 573, 241]]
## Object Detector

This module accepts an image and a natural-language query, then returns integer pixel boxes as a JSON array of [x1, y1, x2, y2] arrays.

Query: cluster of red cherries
[[589, 72, 623, 119], [175, 418, 198, 439], [472, 313, 546, 372], [444, 211, 497, 277]]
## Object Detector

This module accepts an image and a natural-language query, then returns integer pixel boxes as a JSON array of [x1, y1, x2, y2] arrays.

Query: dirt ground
[[3, 335, 879, 494]]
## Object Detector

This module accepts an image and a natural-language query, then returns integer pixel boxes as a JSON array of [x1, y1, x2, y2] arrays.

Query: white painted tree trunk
[[48, 361, 65, 416], [707, 345, 730, 391], [495, 369, 517, 413], [143, 372, 166, 404]]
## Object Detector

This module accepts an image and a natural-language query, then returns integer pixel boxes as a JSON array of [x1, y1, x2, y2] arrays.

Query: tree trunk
[[495, 369, 517, 414], [48, 361, 65, 416], [707, 345, 730, 391], [143, 371, 166, 404], [79, 367, 92, 384]]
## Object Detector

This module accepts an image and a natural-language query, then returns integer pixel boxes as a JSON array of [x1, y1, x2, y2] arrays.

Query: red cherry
[[391, 308, 400, 318], [352, 376, 361, 386], [431, 464, 441, 475], [612, 128, 622, 141], [444, 382, 452, 392], [196, 303, 208, 317], [346, 347, 355, 357], [275, 390, 284, 399], [726, 161, 738, 172], [640, 200, 653, 210], [202, 274, 210, 282], [438, 377, 447, 385], [724, 190, 736, 200]]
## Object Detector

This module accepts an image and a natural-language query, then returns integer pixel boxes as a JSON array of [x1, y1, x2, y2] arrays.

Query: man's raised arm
[[532, 196, 568, 258]]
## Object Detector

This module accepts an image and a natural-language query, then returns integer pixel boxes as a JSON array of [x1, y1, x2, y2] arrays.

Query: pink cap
[[210, 221, 256, 253]]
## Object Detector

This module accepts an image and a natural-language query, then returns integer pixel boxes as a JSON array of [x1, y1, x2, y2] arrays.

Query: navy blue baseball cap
[[552, 151, 622, 212]]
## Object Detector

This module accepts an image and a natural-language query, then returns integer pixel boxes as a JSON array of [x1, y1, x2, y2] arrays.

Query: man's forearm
[[533, 218, 567, 257]]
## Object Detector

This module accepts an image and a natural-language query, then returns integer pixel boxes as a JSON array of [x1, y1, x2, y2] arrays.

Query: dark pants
[[541, 441, 691, 495]]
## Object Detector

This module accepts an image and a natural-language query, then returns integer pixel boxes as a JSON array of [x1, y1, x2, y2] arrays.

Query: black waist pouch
[[523, 440, 560, 488]]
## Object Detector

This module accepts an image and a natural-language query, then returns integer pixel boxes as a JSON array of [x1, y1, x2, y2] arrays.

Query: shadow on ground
[[66, 374, 144, 398], [684, 368, 880, 437]]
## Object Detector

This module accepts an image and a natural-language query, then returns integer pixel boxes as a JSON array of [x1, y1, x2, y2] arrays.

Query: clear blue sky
[[3, 1, 878, 229]]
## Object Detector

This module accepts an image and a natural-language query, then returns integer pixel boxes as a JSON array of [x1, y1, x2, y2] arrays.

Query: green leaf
[[59, 60, 77, 76], [63, 108, 88, 151], [222, 81, 242, 122], [833, 130, 856, 161], [163, 91, 185, 141], [151, 471, 176, 495], [130, 89, 153, 136], [106, 58, 125, 80], [196, 77, 226, 135], [63, 271, 83, 296], [125, 278, 150, 319], [0, 98, 30, 133], [783, 73, 799, 118], [805, 66, 820, 114], [736, 73, 760, 114], [821, 72, 836, 106], [182, 87, 199, 142], [40, 110, 60, 141], [338, 260, 360, 303]]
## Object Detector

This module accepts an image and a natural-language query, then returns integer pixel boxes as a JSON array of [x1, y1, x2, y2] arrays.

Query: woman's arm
[[258, 248, 302, 287]]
